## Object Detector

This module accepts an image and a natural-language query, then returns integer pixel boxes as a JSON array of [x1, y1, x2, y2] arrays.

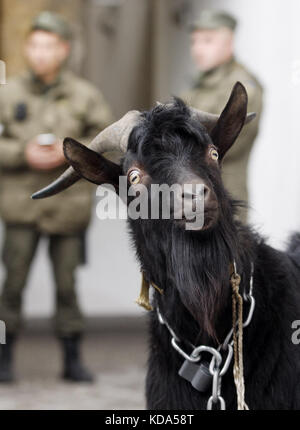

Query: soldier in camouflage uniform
[[0, 12, 114, 382], [182, 10, 263, 223]]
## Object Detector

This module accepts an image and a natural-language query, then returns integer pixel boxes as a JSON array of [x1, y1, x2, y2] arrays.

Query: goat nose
[[181, 185, 210, 202], [194, 185, 210, 201], [193, 186, 213, 210], [203, 185, 210, 203]]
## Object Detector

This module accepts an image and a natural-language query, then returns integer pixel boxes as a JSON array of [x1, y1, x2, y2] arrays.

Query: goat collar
[[136, 261, 252, 312]]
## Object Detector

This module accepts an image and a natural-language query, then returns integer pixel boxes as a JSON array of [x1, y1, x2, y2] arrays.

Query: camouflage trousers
[[0, 224, 85, 336]]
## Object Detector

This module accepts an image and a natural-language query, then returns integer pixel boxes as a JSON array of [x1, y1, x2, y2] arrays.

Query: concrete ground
[[0, 319, 148, 410]]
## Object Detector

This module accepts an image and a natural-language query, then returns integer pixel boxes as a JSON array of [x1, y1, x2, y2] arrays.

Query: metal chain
[[156, 262, 255, 410]]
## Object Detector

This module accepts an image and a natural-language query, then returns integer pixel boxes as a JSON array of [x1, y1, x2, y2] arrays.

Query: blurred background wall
[[0, 0, 299, 321]]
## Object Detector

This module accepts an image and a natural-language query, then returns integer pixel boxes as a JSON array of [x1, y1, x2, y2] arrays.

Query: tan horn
[[31, 110, 141, 199], [189, 107, 256, 132]]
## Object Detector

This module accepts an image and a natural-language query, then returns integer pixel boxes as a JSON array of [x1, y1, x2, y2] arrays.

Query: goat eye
[[210, 148, 219, 161], [128, 170, 141, 184]]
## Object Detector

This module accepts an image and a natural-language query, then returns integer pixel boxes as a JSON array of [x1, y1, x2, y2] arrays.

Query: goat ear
[[210, 82, 248, 160], [63, 138, 122, 190]]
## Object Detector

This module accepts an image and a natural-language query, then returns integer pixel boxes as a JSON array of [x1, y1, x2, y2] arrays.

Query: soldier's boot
[[60, 334, 94, 383], [0, 333, 15, 383]]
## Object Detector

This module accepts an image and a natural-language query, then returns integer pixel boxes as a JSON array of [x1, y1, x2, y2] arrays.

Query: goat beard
[[168, 211, 238, 340], [129, 194, 241, 341]]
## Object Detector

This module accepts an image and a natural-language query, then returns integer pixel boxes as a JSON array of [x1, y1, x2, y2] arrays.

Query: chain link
[[156, 262, 255, 410], [207, 395, 226, 410]]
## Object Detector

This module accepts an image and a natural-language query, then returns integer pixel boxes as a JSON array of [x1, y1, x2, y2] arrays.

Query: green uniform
[[0, 69, 114, 335], [182, 58, 263, 222], [0, 69, 113, 233]]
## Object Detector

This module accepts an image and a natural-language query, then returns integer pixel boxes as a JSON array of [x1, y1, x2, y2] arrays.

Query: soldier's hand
[[25, 138, 66, 170]]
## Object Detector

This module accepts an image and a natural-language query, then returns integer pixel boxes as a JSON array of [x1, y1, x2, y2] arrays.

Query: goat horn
[[189, 108, 220, 133], [157, 101, 254, 132], [155, 101, 221, 132], [31, 110, 141, 199], [190, 108, 256, 132]]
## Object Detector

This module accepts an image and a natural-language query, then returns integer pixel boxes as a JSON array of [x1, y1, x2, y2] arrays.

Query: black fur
[[123, 99, 300, 410]]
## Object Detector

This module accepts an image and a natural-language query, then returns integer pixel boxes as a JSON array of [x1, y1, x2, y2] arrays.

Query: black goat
[[32, 83, 300, 410]]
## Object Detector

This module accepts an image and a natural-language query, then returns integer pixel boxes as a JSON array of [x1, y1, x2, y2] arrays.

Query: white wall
[[223, 0, 300, 249]]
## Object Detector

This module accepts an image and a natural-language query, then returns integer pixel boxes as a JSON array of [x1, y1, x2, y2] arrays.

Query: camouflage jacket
[[0, 69, 114, 234]]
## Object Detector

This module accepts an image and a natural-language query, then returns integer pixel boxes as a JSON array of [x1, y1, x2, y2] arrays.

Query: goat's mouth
[[202, 208, 219, 230], [174, 208, 219, 231]]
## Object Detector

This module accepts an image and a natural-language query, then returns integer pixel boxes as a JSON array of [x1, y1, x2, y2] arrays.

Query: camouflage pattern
[[0, 69, 114, 234], [0, 224, 84, 335], [182, 58, 263, 222], [0, 68, 114, 335], [31, 11, 72, 40], [190, 9, 237, 32]]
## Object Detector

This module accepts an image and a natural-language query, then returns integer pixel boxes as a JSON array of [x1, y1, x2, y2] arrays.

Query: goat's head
[[32, 82, 255, 233]]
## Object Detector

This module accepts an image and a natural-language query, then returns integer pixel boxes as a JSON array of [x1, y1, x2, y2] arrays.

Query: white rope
[[231, 272, 249, 410]]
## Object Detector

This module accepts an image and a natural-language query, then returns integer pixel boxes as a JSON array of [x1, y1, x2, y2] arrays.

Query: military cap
[[190, 10, 237, 32], [30, 11, 72, 40]]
